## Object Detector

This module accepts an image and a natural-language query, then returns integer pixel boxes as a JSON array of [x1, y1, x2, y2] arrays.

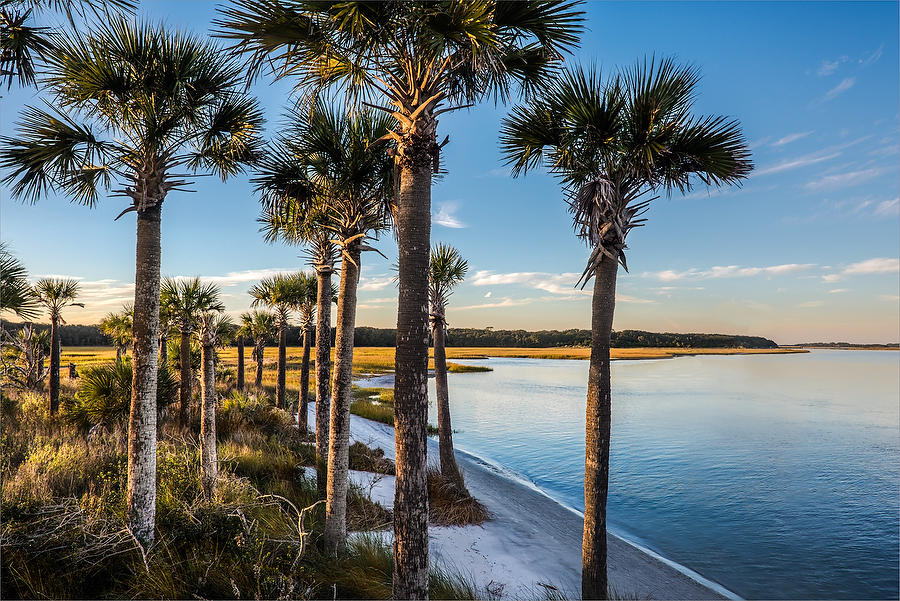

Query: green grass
[[350, 386, 439, 436], [447, 362, 492, 373]]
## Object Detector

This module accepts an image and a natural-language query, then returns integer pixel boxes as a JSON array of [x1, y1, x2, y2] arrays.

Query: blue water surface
[[425, 350, 900, 600]]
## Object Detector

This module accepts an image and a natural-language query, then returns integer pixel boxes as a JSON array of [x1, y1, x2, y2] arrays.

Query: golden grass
[[60, 344, 806, 399]]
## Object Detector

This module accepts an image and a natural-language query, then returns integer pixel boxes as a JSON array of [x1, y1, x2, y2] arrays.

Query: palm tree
[[249, 273, 306, 409], [197, 308, 231, 499], [0, 0, 133, 89], [293, 271, 318, 433], [158, 301, 173, 367], [217, 5, 584, 592], [99, 305, 133, 361], [0, 19, 262, 547], [0, 241, 39, 320], [428, 243, 468, 493], [239, 310, 276, 390], [261, 207, 337, 498], [31, 278, 82, 413], [234, 318, 247, 391], [160, 278, 225, 427], [256, 103, 393, 553], [500, 59, 753, 599]]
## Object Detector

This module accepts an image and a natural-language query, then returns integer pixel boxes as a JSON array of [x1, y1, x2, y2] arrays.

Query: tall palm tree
[[99, 305, 133, 361], [234, 318, 247, 391], [31, 278, 82, 413], [261, 207, 337, 498], [239, 310, 276, 390], [293, 271, 318, 433], [197, 308, 231, 499], [257, 103, 394, 553], [217, 5, 584, 593], [0, 0, 133, 89], [0, 241, 39, 320], [0, 20, 262, 548], [249, 273, 306, 409], [428, 243, 468, 493], [161, 278, 226, 427], [500, 59, 753, 599]]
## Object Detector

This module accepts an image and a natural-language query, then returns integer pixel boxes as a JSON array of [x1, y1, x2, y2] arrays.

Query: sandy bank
[[311, 404, 735, 600]]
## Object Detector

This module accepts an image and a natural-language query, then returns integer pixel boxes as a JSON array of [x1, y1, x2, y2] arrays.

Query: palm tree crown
[[32, 277, 83, 320], [429, 243, 468, 320], [1, 18, 264, 211], [0, 242, 39, 319], [239, 310, 276, 344], [249, 272, 306, 325], [500, 58, 754, 281], [161, 278, 225, 332]]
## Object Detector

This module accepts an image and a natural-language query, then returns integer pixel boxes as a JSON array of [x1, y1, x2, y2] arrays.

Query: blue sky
[[1, 1, 898, 343]]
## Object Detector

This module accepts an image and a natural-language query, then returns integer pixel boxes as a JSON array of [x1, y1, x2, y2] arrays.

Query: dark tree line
[[1, 322, 778, 349]]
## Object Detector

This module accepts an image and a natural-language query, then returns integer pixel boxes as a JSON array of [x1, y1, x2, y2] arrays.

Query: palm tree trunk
[[582, 256, 618, 600], [299, 326, 311, 433], [127, 202, 161, 549], [432, 316, 465, 492], [393, 158, 432, 600], [236, 337, 245, 390], [255, 341, 264, 389], [48, 315, 60, 414], [324, 245, 360, 552], [179, 328, 192, 426], [159, 330, 168, 366], [315, 266, 333, 498], [200, 341, 217, 499], [276, 319, 286, 408]]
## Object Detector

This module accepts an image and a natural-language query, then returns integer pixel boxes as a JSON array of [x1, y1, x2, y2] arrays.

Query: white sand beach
[[307, 403, 737, 600]]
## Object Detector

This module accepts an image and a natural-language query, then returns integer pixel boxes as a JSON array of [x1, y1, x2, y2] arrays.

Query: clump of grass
[[427, 467, 489, 526], [446, 362, 492, 373], [350, 386, 439, 435], [349, 441, 395, 475]]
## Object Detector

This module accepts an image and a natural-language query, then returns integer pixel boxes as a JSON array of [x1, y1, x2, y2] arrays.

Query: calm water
[[424, 351, 900, 600]]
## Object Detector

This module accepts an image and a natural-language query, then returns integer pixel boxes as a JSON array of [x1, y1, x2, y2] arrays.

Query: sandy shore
[[312, 403, 736, 600]]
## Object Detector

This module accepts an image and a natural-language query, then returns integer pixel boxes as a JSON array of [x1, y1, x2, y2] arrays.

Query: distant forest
[[1, 321, 779, 349]]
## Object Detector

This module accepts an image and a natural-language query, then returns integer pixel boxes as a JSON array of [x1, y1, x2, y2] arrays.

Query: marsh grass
[[427, 467, 490, 526], [350, 386, 439, 435]]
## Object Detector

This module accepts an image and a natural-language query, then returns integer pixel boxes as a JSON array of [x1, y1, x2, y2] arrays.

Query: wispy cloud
[[859, 45, 883, 67], [755, 152, 840, 176], [644, 263, 816, 282], [804, 167, 884, 191], [874, 197, 899, 216], [798, 301, 825, 308], [879, 294, 900, 302], [432, 202, 466, 228], [455, 297, 536, 311], [823, 77, 855, 101], [823, 257, 900, 282], [195, 268, 293, 287], [828, 288, 849, 294], [817, 58, 844, 76], [772, 131, 813, 147], [358, 275, 395, 291], [469, 270, 589, 296]]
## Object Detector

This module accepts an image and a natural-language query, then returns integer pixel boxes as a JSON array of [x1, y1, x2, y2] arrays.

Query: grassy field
[[60, 344, 806, 400]]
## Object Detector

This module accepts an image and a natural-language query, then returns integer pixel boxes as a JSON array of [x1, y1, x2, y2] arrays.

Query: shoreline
[[328, 402, 736, 600]]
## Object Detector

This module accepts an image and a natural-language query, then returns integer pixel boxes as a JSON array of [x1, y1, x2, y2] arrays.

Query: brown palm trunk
[[393, 158, 432, 600], [127, 202, 161, 548], [299, 326, 311, 432], [48, 316, 60, 414], [432, 314, 465, 492], [324, 244, 360, 552], [200, 340, 217, 499], [179, 327, 192, 426], [255, 341, 264, 389], [236, 337, 245, 390], [315, 266, 333, 498], [582, 256, 618, 600], [276, 319, 286, 408]]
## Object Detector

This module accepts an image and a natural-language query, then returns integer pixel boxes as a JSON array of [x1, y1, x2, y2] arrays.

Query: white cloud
[[455, 297, 536, 311], [817, 57, 847, 76], [755, 152, 840, 176], [470, 270, 589, 296], [798, 301, 825, 308], [358, 275, 394, 291], [823, 77, 855, 101], [646, 263, 816, 282], [616, 294, 655, 304], [194, 268, 294, 287], [859, 45, 883, 67], [432, 202, 466, 228], [874, 197, 899, 216], [822, 257, 900, 282], [828, 289, 849, 294], [805, 168, 884, 191], [772, 131, 813, 147], [484, 291, 492, 298], [878, 294, 900, 302]]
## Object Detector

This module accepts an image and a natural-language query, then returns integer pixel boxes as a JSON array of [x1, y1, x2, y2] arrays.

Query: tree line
[[1, 321, 778, 350]]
